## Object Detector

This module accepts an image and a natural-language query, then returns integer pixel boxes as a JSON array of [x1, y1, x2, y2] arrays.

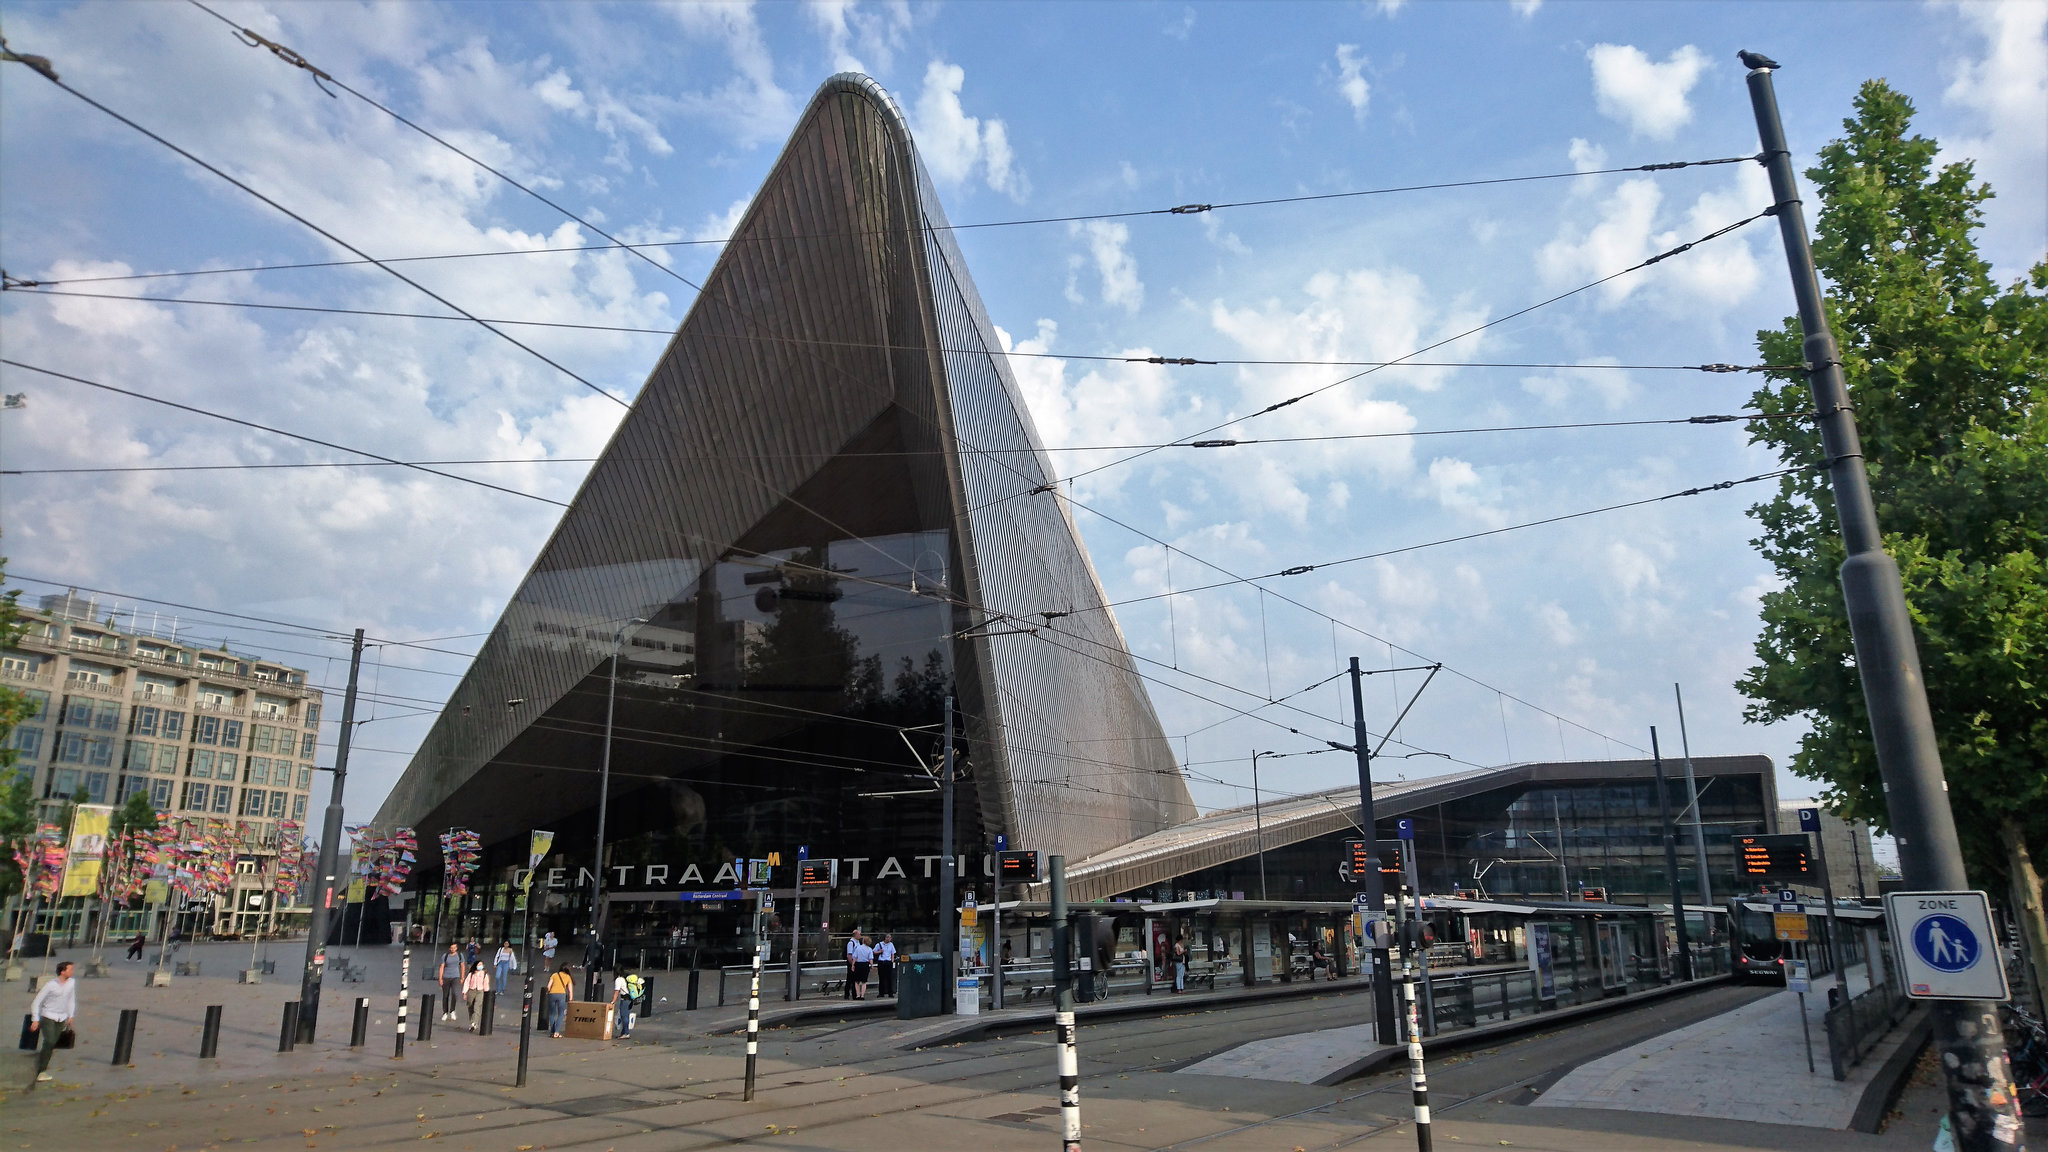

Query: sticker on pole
[[1883, 891, 2008, 1001]]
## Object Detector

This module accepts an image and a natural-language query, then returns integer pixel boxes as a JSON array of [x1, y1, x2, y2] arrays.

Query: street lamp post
[[1250, 751, 1272, 901], [590, 618, 648, 951]]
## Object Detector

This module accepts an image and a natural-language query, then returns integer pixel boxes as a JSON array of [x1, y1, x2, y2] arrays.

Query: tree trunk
[[2002, 820, 2048, 1023]]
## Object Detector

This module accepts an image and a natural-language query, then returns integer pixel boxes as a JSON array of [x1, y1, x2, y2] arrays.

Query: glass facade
[[378, 74, 1193, 956]]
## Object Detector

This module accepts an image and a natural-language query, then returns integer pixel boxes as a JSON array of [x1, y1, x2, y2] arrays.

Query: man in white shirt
[[611, 971, 638, 1038], [27, 961, 77, 1087], [874, 934, 898, 998], [844, 930, 861, 1000]]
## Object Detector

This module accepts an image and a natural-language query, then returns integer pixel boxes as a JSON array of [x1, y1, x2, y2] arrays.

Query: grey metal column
[[1650, 728, 1694, 981], [1348, 658, 1396, 1046], [297, 628, 362, 1042], [1673, 684, 1713, 907], [1742, 52, 2023, 1151], [938, 695, 956, 1010]]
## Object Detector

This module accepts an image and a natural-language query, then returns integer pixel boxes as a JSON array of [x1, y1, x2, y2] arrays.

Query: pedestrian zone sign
[[1883, 890, 2009, 1001]]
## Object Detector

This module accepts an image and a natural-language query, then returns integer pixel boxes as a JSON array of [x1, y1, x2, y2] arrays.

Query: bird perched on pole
[[1738, 50, 1780, 71]]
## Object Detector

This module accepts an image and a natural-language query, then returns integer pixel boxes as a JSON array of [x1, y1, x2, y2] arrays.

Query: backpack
[[624, 974, 646, 1002]]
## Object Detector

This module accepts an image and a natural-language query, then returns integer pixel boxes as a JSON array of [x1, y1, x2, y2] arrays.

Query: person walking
[[464, 938, 480, 969], [850, 935, 874, 1000], [541, 929, 558, 965], [436, 943, 464, 1020], [613, 970, 644, 1039], [26, 960, 77, 1087], [462, 961, 491, 1031], [546, 964, 574, 1038], [125, 933, 146, 962], [493, 942, 517, 994], [582, 934, 608, 1001], [1172, 938, 1188, 993], [875, 934, 897, 998]]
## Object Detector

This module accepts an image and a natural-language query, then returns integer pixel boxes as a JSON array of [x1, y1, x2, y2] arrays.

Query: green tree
[[0, 561, 40, 912], [1739, 80, 2048, 1007], [110, 789, 159, 840]]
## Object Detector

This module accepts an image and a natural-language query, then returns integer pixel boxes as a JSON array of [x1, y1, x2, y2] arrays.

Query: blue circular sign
[[1911, 914, 1979, 973]]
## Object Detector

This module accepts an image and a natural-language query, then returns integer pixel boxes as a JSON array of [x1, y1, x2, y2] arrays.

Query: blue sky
[[1, 0, 2042, 832]]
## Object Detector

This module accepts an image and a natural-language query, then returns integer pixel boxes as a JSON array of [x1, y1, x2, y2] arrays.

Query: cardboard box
[[562, 1000, 613, 1040]]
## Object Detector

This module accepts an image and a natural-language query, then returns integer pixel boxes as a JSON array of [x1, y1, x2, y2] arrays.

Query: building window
[[189, 749, 215, 778], [305, 701, 321, 725], [292, 794, 307, 820], [87, 737, 115, 767], [301, 733, 316, 759], [62, 697, 94, 726], [20, 690, 48, 722], [93, 701, 120, 730], [248, 757, 270, 785], [161, 711, 184, 740], [211, 786, 233, 814], [117, 774, 149, 803], [182, 782, 208, 810], [0, 655, 29, 674], [251, 725, 275, 753], [47, 768, 80, 800], [148, 779, 172, 811], [83, 771, 110, 803], [9, 726, 43, 758], [217, 753, 238, 780], [131, 706, 160, 737], [221, 720, 243, 748], [126, 741, 153, 772], [268, 791, 286, 818], [156, 745, 179, 774], [66, 667, 104, 685], [194, 715, 220, 745], [298, 766, 312, 790], [241, 788, 267, 817]]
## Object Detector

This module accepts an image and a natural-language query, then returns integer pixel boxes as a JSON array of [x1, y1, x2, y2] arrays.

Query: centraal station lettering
[[520, 853, 1005, 892]]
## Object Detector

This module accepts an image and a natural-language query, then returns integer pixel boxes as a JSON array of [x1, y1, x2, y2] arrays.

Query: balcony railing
[[1, 666, 50, 685], [194, 698, 249, 717], [62, 678, 124, 697], [132, 688, 189, 704]]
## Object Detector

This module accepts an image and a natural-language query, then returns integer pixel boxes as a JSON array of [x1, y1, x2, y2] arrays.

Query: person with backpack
[[546, 964, 574, 1038], [613, 970, 645, 1038]]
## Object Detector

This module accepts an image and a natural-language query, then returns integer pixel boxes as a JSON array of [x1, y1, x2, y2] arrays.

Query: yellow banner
[[59, 805, 113, 898], [523, 830, 555, 890], [347, 878, 367, 904]]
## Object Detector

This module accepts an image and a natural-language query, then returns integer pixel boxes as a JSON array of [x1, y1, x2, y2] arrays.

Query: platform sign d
[[1796, 807, 1821, 834], [1883, 891, 2009, 1001]]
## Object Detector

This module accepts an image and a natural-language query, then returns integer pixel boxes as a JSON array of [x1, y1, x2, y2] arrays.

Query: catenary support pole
[[298, 628, 362, 1042], [1251, 750, 1269, 901], [1811, 813, 1846, 991], [743, 895, 763, 1102], [1402, 893, 1433, 1151], [1650, 729, 1695, 981], [1673, 684, 1714, 908], [1349, 658, 1397, 1046], [1051, 854, 1080, 1152], [939, 696, 956, 1011], [789, 848, 804, 1002], [1742, 52, 2024, 1151]]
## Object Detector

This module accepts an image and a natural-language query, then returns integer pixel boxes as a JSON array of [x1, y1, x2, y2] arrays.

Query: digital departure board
[[1345, 838, 1403, 876], [997, 850, 1041, 883], [1736, 833, 1811, 879]]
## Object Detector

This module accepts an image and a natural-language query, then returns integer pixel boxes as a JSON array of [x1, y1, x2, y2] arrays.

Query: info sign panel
[[1883, 891, 2009, 1001], [1735, 833, 1811, 880]]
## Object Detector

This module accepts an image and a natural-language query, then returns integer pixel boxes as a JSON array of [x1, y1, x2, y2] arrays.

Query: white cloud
[[692, 197, 751, 243], [805, 0, 911, 74], [665, 0, 798, 147], [1606, 541, 1661, 596], [1941, 0, 2048, 273], [997, 321, 1199, 500], [1375, 0, 1408, 14], [1070, 221, 1144, 312], [1164, 7, 1198, 40], [532, 68, 673, 169], [1521, 358, 1634, 409], [1535, 602, 1579, 646], [1536, 170, 1763, 313], [1334, 45, 1371, 122], [1587, 43, 1707, 139], [910, 60, 1029, 200], [1510, 0, 1543, 17], [1425, 457, 1504, 525], [1568, 138, 1608, 174]]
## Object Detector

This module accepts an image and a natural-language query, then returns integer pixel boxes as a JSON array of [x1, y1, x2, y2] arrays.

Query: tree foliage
[[0, 561, 39, 909], [1740, 80, 2048, 885]]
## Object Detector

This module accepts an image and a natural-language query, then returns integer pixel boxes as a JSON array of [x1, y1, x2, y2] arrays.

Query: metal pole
[[593, 625, 625, 941], [1850, 819, 1868, 900], [1553, 795, 1568, 899], [789, 848, 804, 1002], [1742, 54, 2023, 1150], [743, 895, 763, 1101], [1811, 814, 1845, 991], [1798, 989, 1815, 1074], [1650, 729, 1694, 981], [1051, 854, 1080, 1152], [1402, 895, 1433, 1152], [395, 911, 410, 1059], [939, 695, 956, 1009], [1251, 750, 1268, 901], [1349, 658, 1396, 1046], [1673, 684, 1714, 907], [298, 627, 362, 1042], [516, 880, 535, 1087]]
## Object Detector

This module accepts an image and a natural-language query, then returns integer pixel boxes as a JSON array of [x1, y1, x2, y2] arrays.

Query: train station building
[[376, 74, 1785, 964]]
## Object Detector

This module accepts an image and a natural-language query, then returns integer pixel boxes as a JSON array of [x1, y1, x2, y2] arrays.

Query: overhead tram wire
[[1052, 204, 1784, 491], [1, 57, 629, 410], [0, 283, 1798, 377], [0, 359, 569, 509], [0, 410, 1808, 477]]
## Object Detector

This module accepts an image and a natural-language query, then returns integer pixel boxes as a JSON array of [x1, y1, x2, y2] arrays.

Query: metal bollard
[[396, 941, 410, 1060], [349, 998, 369, 1048], [479, 991, 495, 1036], [743, 943, 763, 1101], [418, 994, 434, 1042], [111, 1008, 138, 1066], [279, 1001, 299, 1052], [200, 1005, 222, 1059], [687, 968, 700, 1011], [640, 979, 655, 1018]]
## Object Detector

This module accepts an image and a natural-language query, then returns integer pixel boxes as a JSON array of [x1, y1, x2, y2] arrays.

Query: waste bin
[[954, 975, 981, 1016], [896, 953, 944, 1020]]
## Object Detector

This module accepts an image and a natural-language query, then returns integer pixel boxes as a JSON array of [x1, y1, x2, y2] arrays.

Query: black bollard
[[349, 997, 369, 1048], [111, 1008, 138, 1066], [419, 994, 434, 1042], [199, 1005, 222, 1059], [687, 967, 700, 1011], [279, 1001, 299, 1052], [640, 979, 655, 1018], [478, 990, 495, 1037]]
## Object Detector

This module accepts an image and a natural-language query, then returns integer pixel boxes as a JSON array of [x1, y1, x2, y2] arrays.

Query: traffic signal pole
[[1743, 52, 2023, 1151]]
